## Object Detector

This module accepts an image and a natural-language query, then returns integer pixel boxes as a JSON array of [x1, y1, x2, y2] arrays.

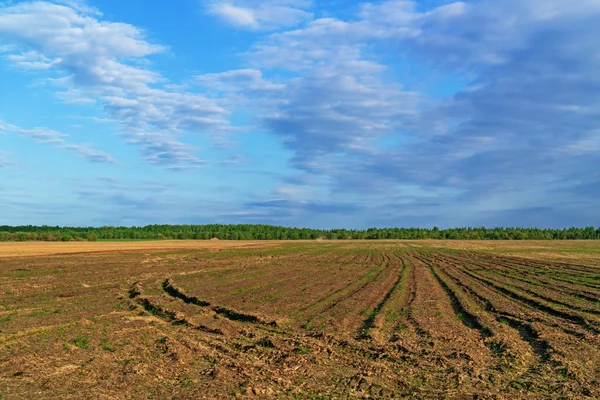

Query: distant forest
[[0, 225, 599, 241]]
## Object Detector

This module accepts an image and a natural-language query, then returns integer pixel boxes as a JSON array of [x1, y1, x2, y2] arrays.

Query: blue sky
[[0, 0, 598, 229]]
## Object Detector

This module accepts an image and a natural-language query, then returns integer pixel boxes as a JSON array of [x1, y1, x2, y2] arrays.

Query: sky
[[0, 0, 599, 229]]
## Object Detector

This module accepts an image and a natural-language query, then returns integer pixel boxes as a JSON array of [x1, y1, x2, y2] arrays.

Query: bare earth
[[1, 240, 599, 399]]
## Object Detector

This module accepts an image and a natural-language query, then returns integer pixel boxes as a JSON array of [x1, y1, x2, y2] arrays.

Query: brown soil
[[0, 241, 598, 399]]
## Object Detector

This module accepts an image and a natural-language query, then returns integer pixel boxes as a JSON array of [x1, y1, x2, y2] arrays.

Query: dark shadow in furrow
[[463, 254, 600, 290], [357, 254, 407, 339], [478, 269, 600, 316], [454, 265, 600, 334], [420, 257, 492, 340], [163, 279, 211, 307], [297, 255, 386, 314], [211, 306, 276, 327], [422, 256, 573, 383], [321, 254, 391, 314], [128, 282, 295, 365], [470, 252, 600, 275], [395, 256, 429, 338], [432, 260, 502, 315], [495, 315, 554, 363], [136, 295, 225, 335], [434, 257, 590, 340], [129, 281, 418, 375], [129, 281, 142, 298], [432, 255, 600, 317], [429, 258, 559, 359], [451, 252, 600, 290], [162, 278, 278, 327], [545, 274, 600, 291], [438, 257, 600, 315], [477, 259, 600, 304], [508, 265, 600, 293]]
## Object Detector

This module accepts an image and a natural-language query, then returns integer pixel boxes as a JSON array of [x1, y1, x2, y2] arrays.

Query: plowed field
[[1, 241, 599, 399]]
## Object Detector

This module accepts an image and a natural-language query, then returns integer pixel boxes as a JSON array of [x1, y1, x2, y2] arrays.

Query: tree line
[[0, 225, 599, 241]]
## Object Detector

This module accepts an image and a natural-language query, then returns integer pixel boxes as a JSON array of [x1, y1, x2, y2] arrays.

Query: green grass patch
[[294, 345, 311, 355], [6, 270, 34, 278], [71, 335, 90, 349], [100, 339, 115, 352]]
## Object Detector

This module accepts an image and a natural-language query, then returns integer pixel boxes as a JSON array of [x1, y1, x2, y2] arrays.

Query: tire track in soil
[[163, 278, 278, 327], [444, 253, 600, 317], [118, 250, 600, 398], [413, 252, 546, 384], [499, 255, 600, 274], [437, 263, 587, 395], [430, 253, 600, 394], [158, 276, 407, 365], [128, 281, 247, 359], [160, 276, 350, 348], [490, 256, 600, 299], [296, 254, 390, 329], [440, 258, 600, 335], [423, 255, 561, 385], [358, 253, 410, 343], [130, 277, 342, 380], [430, 254, 593, 339], [388, 253, 514, 395], [477, 267, 600, 318], [391, 254, 429, 341], [311, 253, 408, 338], [470, 253, 600, 290], [466, 255, 600, 306], [356, 253, 407, 340], [413, 254, 493, 340], [128, 281, 314, 394], [198, 251, 358, 292], [130, 276, 422, 398], [171, 251, 368, 320], [399, 254, 495, 368]]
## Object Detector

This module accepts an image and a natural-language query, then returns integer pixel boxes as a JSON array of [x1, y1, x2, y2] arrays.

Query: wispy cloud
[[0, 151, 17, 167], [1, 0, 599, 227], [246, 199, 360, 214], [0, 1, 234, 169], [206, 0, 312, 30], [0, 120, 117, 164], [199, 0, 600, 221]]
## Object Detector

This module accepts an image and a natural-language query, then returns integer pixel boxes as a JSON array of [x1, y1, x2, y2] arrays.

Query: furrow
[[358, 253, 408, 340], [449, 262, 600, 334], [442, 254, 600, 315]]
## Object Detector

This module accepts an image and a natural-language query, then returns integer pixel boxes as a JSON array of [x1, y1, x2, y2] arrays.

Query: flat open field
[[1, 241, 599, 399]]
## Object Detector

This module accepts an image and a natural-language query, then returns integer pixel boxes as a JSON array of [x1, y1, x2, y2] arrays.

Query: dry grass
[[0, 240, 287, 258]]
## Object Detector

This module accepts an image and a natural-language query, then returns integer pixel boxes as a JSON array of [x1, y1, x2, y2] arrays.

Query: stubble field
[[1, 240, 599, 399]]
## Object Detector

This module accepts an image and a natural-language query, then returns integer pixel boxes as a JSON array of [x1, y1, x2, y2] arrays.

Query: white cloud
[[206, 0, 312, 30], [209, 3, 258, 28], [5, 50, 61, 69], [0, 120, 117, 164], [0, 151, 16, 167], [201, 12, 422, 172], [200, 0, 600, 214], [2, 0, 600, 226], [0, 2, 234, 168], [196, 68, 284, 93]]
